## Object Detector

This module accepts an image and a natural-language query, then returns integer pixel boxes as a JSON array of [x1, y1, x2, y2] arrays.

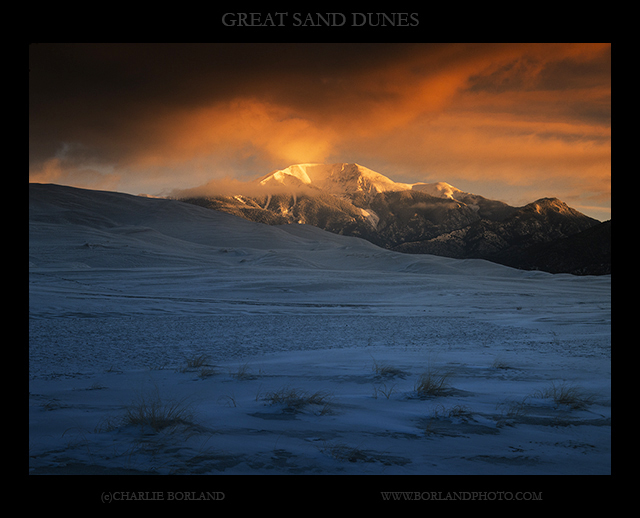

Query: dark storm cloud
[[29, 43, 418, 170]]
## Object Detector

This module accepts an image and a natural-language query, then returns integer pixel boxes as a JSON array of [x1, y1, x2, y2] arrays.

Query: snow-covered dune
[[29, 183, 530, 275], [29, 183, 353, 266], [29, 183, 610, 476]]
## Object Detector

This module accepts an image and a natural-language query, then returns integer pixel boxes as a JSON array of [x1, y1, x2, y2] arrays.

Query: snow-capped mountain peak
[[257, 163, 464, 198], [258, 163, 316, 187]]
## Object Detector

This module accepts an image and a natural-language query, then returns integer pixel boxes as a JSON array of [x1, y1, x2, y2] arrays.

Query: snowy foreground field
[[29, 184, 611, 478]]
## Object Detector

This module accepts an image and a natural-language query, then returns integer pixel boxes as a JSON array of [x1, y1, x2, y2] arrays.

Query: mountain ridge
[[177, 162, 609, 275], [258, 163, 466, 199]]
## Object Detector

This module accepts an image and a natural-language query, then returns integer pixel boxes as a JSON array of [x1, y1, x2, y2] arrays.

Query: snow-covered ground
[[29, 184, 611, 475]]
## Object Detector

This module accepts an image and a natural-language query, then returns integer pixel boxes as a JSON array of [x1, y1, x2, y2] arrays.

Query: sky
[[29, 42, 611, 220]]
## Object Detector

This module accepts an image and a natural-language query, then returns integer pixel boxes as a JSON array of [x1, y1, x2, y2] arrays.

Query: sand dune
[[29, 184, 610, 476]]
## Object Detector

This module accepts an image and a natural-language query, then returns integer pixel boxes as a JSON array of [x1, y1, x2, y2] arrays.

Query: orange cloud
[[120, 98, 338, 174], [29, 43, 610, 214]]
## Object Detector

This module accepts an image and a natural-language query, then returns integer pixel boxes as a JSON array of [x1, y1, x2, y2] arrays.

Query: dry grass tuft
[[318, 441, 365, 462], [533, 381, 596, 410], [414, 367, 451, 397], [372, 383, 397, 399], [370, 356, 407, 379], [433, 403, 472, 419], [262, 387, 333, 414], [124, 390, 196, 432], [231, 362, 258, 380]]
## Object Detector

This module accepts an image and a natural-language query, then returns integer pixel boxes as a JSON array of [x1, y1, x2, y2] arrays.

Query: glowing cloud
[[29, 43, 610, 218]]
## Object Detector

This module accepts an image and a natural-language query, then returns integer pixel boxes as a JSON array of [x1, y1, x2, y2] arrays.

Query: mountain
[[502, 219, 611, 275], [181, 163, 516, 245], [179, 163, 608, 275], [257, 163, 513, 217], [394, 198, 609, 273]]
